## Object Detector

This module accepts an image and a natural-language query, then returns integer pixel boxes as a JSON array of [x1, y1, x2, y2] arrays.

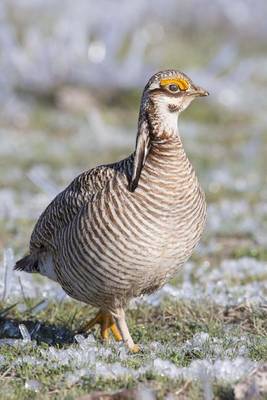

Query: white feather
[[154, 94, 194, 133]]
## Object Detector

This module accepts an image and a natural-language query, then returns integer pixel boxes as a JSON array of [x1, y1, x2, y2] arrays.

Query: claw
[[129, 344, 141, 353], [78, 310, 123, 342]]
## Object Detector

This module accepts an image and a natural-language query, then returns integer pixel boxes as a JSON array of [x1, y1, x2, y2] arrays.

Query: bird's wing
[[29, 159, 131, 253]]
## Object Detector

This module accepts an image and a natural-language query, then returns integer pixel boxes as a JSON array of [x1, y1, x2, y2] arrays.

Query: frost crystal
[[19, 324, 31, 342], [1, 248, 14, 301], [25, 379, 42, 392]]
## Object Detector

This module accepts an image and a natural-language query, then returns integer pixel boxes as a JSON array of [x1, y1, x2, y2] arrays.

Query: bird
[[15, 69, 209, 352]]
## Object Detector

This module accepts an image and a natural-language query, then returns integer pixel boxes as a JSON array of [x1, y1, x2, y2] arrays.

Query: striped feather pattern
[[29, 136, 206, 310], [19, 70, 207, 315]]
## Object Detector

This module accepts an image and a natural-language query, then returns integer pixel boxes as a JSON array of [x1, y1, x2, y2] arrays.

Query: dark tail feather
[[14, 254, 39, 273]]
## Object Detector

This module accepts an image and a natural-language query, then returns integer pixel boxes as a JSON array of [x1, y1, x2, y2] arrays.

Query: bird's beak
[[190, 85, 209, 97]]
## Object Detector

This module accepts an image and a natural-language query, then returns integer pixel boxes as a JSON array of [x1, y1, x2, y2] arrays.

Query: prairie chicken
[[15, 70, 209, 352]]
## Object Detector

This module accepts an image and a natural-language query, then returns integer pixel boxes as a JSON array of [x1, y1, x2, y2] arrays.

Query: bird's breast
[[129, 145, 206, 267]]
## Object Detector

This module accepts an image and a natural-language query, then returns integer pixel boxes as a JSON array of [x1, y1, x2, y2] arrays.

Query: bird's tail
[[14, 254, 39, 273]]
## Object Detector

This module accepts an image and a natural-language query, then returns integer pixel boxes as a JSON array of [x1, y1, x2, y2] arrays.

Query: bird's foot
[[128, 343, 141, 353], [78, 310, 122, 342]]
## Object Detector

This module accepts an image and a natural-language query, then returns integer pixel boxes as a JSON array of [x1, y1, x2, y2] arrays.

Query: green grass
[[0, 299, 266, 399]]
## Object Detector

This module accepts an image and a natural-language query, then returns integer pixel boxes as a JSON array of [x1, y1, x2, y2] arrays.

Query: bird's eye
[[168, 84, 179, 92]]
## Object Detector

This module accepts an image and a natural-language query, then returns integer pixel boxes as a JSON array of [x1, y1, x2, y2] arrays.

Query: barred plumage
[[15, 70, 209, 351]]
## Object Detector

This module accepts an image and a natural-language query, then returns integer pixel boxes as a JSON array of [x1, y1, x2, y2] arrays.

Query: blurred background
[[0, 0, 267, 302]]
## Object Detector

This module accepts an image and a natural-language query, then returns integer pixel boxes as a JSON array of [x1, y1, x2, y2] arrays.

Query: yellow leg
[[80, 310, 102, 332], [100, 314, 110, 340], [110, 321, 123, 342], [78, 310, 122, 342]]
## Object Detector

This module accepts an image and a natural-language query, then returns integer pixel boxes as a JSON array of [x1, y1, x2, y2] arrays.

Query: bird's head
[[129, 69, 209, 192], [141, 69, 209, 133]]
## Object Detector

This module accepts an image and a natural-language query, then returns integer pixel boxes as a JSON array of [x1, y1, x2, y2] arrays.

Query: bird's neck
[[140, 106, 182, 150], [132, 107, 194, 190], [138, 134, 195, 201], [146, 134, 188, 169], [141, 95, 180, 138], [140, 113, 190, 174]]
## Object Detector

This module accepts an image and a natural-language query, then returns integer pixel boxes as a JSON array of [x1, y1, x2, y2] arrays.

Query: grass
[[0, 299, 267, 399]]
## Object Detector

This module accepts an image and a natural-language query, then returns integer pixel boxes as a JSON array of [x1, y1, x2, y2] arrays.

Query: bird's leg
[[78, 310, 122, 342], [112, 308, 140, 353]]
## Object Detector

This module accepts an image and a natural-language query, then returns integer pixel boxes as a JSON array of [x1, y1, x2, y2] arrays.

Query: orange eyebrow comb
[[160, 78, 189, 91]]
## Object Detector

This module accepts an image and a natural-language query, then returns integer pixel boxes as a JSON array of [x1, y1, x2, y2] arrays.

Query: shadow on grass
[[0, 316, 75, 345]]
